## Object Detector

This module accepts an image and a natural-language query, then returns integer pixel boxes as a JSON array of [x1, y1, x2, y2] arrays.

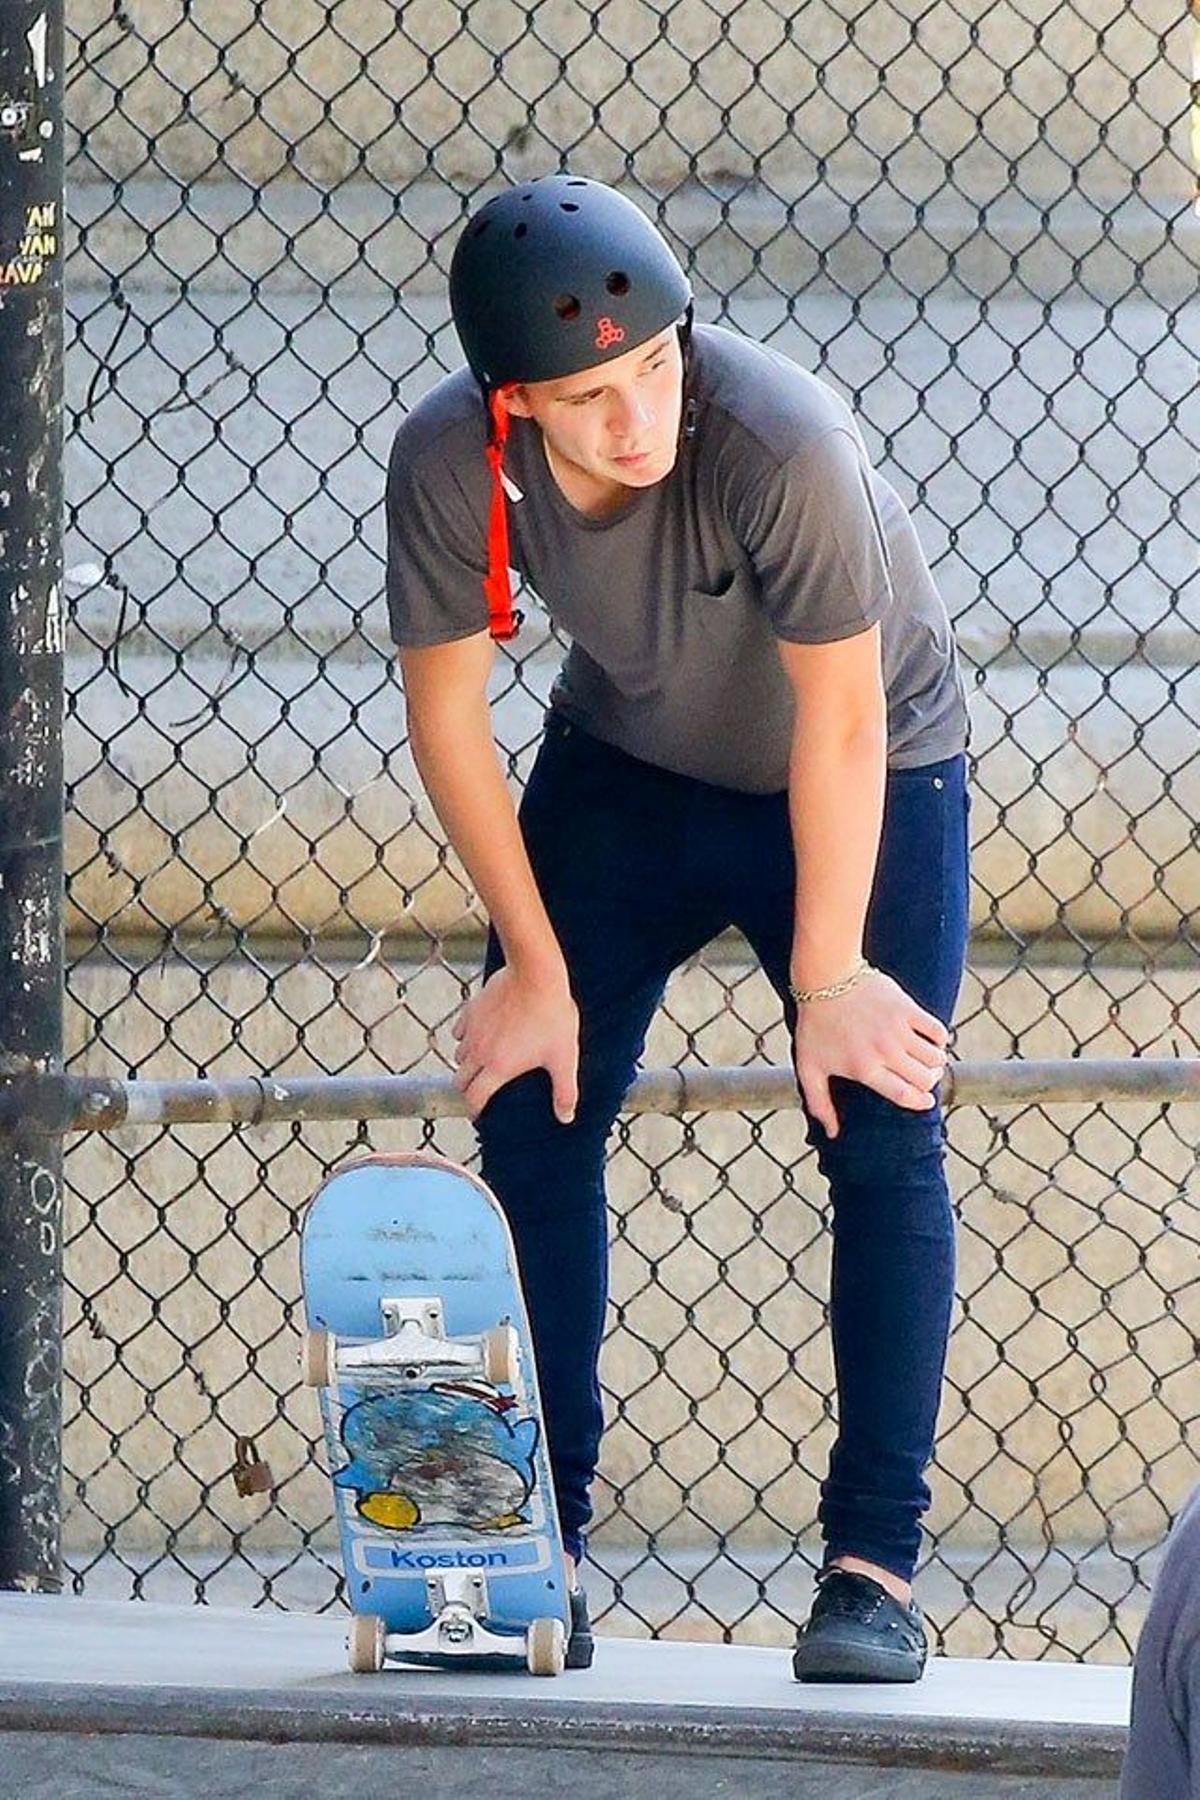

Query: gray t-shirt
[[386, 324, 968, 793], [1121, 1483, 1200, 1799]]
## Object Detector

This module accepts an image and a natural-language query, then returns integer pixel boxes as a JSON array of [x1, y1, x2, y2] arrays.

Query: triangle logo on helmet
[[595, 317, 625, 351]]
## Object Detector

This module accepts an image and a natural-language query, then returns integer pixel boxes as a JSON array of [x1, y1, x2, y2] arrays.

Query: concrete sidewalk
[[0, 1593, 1129, 1789]]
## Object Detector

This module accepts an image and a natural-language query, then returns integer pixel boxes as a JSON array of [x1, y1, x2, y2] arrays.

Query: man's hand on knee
[[793, 969, 948, 1138], [453, 964, 580, 1124]]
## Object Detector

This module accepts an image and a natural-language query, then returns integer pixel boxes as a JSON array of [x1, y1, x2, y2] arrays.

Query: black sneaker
[[565, 1586, 594, 1670], [792, 1567, 928, 1683]]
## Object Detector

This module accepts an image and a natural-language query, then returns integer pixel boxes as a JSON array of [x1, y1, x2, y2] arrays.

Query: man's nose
[[615, 390, 654, 434]]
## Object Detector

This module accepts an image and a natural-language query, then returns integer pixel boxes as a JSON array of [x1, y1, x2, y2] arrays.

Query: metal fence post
[[0, 0, 65, 1594]]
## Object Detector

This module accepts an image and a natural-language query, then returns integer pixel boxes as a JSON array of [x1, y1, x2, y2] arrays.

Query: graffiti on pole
[[0, 0, 64, 1594]]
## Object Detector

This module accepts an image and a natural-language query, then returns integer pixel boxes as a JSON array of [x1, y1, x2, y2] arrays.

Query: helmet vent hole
[[554, 294, 581, 321], [567, 178, 588, 186], [473, 219, 491, 237], [559, 202, 579, 213], [606, 271, 630, 296], [514, 222, 528, 239]]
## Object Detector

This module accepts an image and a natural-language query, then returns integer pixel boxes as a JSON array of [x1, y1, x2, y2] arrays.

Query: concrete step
[[0, 1728, 1121, 1798], [0, 1593, 1129, 1789]]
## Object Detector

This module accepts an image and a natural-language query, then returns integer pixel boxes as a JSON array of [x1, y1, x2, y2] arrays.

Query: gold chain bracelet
[[788, 959, 874, 1005]]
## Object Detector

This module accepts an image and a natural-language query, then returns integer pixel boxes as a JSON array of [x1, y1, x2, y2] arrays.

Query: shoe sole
[[793, 1642, 926, 1684]]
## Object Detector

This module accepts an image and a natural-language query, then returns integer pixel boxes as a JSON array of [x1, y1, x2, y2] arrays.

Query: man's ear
[[501, 385, 535, 419]]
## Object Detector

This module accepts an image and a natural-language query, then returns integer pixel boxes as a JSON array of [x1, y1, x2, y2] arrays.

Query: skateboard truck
[[346, 1296, 497, 1383], [348, 1570, 567, 1673], [423, 1569, 511, 1652], [302, 1297, 522, 1391]]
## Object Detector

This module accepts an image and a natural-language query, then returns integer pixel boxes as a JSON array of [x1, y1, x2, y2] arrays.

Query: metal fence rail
[[58, 0, 1198, 1659], [7, 1057, 1200, 1132]]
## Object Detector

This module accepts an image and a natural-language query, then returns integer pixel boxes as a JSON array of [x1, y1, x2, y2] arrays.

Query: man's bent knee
[[810, 1109, 946, 1189]]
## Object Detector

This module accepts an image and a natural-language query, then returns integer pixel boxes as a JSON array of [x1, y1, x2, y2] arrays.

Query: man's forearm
[[410, 708, 565, 984], [787, 707, 887, 990]]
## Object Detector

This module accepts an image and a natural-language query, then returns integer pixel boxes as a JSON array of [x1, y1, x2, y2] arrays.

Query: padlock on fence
[[231, 1436, 274, 1498]]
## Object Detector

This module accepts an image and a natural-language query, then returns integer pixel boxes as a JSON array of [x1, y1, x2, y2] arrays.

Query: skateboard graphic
[[300, 1152, 572, 1675]]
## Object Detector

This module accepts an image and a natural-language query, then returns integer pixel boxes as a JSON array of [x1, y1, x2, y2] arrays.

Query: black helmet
[[450, 174, 692, 389]]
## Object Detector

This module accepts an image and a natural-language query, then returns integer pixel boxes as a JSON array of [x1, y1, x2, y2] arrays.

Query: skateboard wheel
[[526, 1616, 566, 1677], [348, 1612, 386, 1673], [483, 1323, 520, 1386], [301, 1327, 335, 1388]]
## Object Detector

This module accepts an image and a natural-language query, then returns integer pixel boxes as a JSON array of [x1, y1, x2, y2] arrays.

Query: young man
[[387, 174, 970, 1681]]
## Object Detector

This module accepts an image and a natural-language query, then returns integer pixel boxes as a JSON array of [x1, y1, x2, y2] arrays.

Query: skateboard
[[300, 1151, 572, 1675]]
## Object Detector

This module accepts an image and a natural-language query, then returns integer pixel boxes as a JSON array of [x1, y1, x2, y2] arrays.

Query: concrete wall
[[67, 0, 1189, 199], [62, 627, 1200, 948]]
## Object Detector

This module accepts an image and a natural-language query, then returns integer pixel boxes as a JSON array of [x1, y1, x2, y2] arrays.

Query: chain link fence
[[61, 0, 1196, 1659]]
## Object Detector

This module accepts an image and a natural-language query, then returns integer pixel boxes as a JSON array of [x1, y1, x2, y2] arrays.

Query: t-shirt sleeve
[[1119, 1484, 1200, 1799], [736, 426, 894, 644], [385, 430, 490, 648]]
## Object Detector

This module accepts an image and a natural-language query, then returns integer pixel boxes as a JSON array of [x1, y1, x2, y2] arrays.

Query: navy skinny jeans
[[478, 714, 970, 1582]]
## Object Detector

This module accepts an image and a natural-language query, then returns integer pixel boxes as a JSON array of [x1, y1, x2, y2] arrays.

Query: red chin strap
[[483, 385, 521, 641]]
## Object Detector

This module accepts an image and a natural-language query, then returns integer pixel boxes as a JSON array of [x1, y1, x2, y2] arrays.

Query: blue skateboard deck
[[300, 1152, 572, 1674]]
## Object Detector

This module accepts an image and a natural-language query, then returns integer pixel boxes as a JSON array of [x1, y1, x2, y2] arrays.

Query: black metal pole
[[0, 0, 65, 1593]]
